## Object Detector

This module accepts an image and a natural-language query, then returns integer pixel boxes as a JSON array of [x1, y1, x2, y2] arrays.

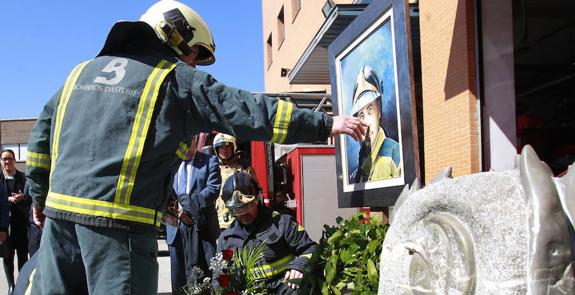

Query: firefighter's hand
[[33, 207, 45, 229], [331, 115, 367, 141], [0, 231, 6, 243], [284, 269, 303, 289]]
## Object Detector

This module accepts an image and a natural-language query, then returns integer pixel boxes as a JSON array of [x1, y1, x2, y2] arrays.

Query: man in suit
[[167, 135, 221, 294]]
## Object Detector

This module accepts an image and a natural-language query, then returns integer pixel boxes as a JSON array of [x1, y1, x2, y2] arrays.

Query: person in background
[[0, 180, 9, 250], [166, 134, 221, 294], [212, 133, 256, 230], [217, 172, 316, 294], [25, 1, 366, 294], [1, 149, 28, 294]]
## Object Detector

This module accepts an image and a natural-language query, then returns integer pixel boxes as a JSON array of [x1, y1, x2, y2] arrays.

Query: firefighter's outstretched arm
[[26, 89, 61, 228], [186, 69, 366, 144]]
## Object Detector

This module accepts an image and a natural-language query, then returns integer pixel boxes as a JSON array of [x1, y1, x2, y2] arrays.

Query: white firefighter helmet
[[351, 65, 382, 116], [213, 133, 237, 154], [140, 0, 216, 65]]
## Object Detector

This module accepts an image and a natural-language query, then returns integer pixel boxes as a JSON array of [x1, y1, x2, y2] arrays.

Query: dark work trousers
[[26, 223, 41, 257], [27, 206, 42, 257], [30, 218, 158, 295], [169, 233, 190, 294], [3, 213, 29, 290], [168, 227, 208, 294]]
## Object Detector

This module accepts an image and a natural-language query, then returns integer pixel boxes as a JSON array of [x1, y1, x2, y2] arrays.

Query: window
[[277, 7, 285, 48], [1, 143, 28, 162], [266, 34, 273, 69], [291, 0, 301, 22]]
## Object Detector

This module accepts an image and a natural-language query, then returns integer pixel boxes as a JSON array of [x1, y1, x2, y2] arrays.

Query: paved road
[[0, 240, 173, 294]]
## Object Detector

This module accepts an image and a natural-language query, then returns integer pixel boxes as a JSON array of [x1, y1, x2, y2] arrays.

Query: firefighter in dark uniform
[[25, 1, 366, 294], [213, 133, 256, 229], [217, 172, 316, 294]]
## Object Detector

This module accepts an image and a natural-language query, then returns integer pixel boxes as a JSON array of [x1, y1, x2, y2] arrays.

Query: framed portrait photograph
[[329, 0, 419, 208]]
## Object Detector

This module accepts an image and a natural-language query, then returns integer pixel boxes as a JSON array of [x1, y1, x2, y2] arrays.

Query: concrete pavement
[[0, 240, 173, 294]]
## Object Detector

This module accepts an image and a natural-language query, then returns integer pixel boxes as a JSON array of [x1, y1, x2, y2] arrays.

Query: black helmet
[[222, 172, 260, 213]]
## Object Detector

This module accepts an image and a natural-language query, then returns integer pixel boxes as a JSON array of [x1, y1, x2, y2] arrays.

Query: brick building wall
[[419, 0, 481, 182], [262, 0, 353, 93]]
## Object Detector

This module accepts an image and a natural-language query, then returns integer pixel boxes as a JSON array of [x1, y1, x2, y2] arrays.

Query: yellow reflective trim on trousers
[[115, 60, 176, 205], [51, 62, 89, 177], [252, 254, 295, 279], [270, 100, 293, 144], [47, 191, 162, 226], [175, 141, 190, 160], [25, 269, 36, 295], [27, 151, 51, 170]]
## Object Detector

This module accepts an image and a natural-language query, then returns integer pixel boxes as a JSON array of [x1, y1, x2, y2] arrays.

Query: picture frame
[[329, 0, 419, 208]]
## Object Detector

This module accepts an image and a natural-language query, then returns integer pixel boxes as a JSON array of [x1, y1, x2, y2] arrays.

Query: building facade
[[261, 0, 575, 183]]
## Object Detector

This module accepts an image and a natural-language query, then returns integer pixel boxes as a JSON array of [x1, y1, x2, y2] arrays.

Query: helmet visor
[[226, 190, 257, 215], [231, 200, 258, 216]]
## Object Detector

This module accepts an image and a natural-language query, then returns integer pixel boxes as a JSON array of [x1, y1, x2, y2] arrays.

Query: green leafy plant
[[300, 212, 388, 295], [181, 243, 269, 295], [210, 243, 268, 295], [228, 243, 268, 294]]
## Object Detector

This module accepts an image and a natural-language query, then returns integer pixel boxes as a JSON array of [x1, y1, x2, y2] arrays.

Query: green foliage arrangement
[[300, 212, 388, 295], [181, 242, 268, 295], [225, 243, 268, 295]]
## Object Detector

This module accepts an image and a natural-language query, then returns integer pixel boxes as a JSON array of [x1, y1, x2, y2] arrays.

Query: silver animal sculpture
[[379, 145, 575, 294]]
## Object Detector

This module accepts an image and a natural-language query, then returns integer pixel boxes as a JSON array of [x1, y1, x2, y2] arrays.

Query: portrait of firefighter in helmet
[[350, 65, 401, 183]]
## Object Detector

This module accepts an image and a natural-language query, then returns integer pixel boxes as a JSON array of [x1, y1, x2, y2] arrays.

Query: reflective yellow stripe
[[300, 253, 312, 259], [270, 100, 293, 144], [26, 160, 50, 170], [115, 60, 176, 205], [175, 141, 190, 160], [27, 151, 51, 170], [252, 254, 295, 279], [25, 269, 36, 295], [51, 62, 89, 177], [28, 151, 50, 161], [47, 192, 162, 226]]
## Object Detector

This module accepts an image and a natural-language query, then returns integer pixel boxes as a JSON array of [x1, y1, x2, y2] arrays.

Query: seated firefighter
[[213, 133, 256, 230], [217, 172, 316, 294]]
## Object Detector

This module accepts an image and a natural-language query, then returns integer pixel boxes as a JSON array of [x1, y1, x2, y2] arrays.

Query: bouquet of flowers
[[180, 244, 268, 295], [180, 267, 212, 295], [210, 243, 268, 295]]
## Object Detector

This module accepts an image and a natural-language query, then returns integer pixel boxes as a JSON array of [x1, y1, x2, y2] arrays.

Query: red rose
[[361, 217, 371, 224], [217, 274, 231, 288], [226, 292, 237, 295], [222, 249, 234, 260]]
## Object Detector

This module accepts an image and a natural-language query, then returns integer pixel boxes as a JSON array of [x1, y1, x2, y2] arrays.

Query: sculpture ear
[[520, 144, 575, 293], [390, 178, 421, 223], [555, 164, 575, 228], [429, 166, 452, 184]]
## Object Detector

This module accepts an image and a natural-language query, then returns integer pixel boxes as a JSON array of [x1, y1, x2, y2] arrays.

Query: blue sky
[[0, 1, 264, 119]]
